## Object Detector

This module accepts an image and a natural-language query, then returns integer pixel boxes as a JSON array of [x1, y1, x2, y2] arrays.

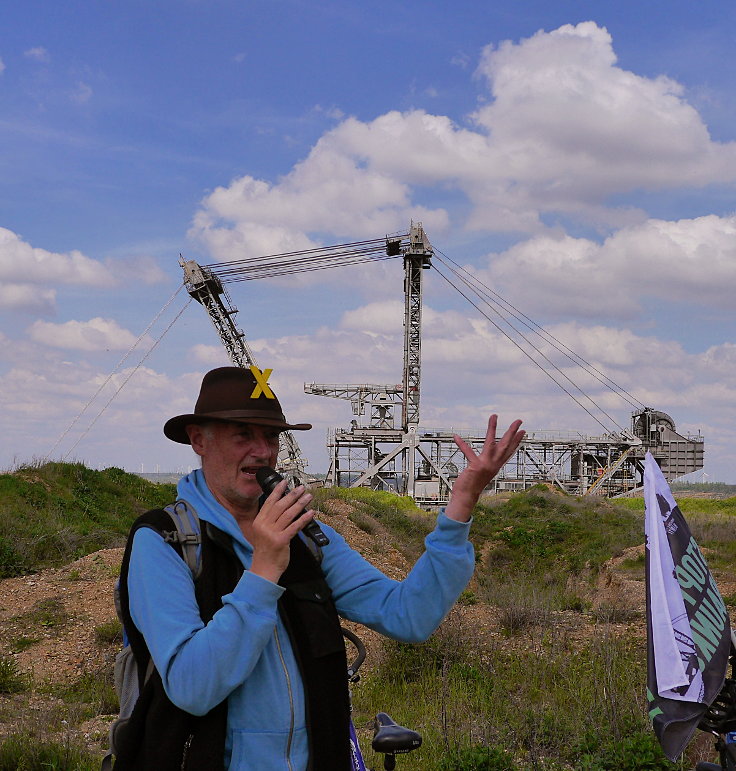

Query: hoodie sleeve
[[127, 527, 285, 715], [321, 511, 475, 643]]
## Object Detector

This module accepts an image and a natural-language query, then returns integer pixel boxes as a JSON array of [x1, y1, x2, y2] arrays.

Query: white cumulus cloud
[[190, 21, 736, 262], [477, 213, 736, 320], [27, 318, 141, 351], [0, 284, 56, 314], [0, 228, 115, 313], [0, 227, 114, 287]]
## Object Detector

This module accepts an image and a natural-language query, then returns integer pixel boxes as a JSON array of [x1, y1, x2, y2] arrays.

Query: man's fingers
[[261, 481, 313, 527], [453, 434, 475, 462], [497, 420, 524, 450], [284, 509, 316, 537], [264, 478, 289, 504], [487, 414, 498, 440]]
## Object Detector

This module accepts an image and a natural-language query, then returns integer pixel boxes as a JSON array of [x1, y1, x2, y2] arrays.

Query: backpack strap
[[299, 531, 324, 565], [161, 500, 203, 579]]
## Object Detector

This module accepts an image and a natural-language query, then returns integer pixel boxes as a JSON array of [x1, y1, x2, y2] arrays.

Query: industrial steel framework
[[179, 257, 309, 485], [181, 223, 705, 504], [303, 226, 704, 503], [305, 223, 433, 499]]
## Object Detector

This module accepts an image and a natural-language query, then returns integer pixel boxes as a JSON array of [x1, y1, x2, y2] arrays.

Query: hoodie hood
[[177, 468, 254, 555]]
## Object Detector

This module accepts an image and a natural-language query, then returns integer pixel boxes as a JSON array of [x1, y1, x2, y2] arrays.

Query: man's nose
[[251, 434, 275, 456]]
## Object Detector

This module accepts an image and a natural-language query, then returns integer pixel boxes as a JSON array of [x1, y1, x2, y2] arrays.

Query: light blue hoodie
[[128, 469, 475, 770]]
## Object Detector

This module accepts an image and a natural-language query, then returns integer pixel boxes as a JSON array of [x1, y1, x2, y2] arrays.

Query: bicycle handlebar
[[342, 626, 367, 679]]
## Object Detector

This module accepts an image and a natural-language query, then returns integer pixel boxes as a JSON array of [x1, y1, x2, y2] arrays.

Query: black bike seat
[[371, 712, 422, 754]]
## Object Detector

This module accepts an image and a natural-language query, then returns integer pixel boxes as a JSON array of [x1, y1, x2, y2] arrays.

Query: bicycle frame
[[345, 627, 370, 771], [349, 719, 369, 771], [342, 627, 421, 771]]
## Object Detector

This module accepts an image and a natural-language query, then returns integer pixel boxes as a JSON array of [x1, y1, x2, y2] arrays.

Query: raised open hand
[[445, 415, 525, 521]]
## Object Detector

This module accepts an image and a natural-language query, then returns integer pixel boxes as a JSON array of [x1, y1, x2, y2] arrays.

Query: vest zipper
[[273, 627, 295, 771], [180, 734, 193, 770]]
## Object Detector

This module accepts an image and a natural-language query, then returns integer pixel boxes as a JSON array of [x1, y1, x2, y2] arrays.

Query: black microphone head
[[256, 466, 284, 495]]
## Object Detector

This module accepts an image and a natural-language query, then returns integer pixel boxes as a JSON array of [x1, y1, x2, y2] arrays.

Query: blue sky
[[2, 1, 736, 482]]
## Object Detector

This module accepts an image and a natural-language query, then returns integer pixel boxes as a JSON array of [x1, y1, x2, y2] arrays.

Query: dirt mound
[[0, 549, 121, 684], [0, 500, 654, 755]]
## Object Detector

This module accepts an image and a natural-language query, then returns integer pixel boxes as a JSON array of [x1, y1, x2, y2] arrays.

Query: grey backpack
[[101, 500, 202, 771]]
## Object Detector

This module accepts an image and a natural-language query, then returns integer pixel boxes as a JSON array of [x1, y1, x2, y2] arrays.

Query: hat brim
[[164, 413, 312, 445]]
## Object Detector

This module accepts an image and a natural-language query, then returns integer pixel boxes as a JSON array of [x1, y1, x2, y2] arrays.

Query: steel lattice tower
[[179, 258, 309, 485]]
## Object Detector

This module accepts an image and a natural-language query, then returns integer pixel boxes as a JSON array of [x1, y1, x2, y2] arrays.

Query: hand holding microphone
[[256, 467, 330, 547]]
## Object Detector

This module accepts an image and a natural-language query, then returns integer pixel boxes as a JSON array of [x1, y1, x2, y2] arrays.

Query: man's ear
[[186, 424, 206, 457]]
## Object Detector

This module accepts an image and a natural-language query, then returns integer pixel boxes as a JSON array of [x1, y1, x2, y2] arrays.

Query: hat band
[[198, 408, 288, 422]]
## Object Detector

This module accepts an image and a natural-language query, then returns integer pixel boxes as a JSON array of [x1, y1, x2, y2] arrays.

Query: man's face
[[188, 421, 280, 516]]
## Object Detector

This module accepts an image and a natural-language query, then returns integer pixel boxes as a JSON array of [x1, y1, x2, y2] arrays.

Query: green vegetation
[[0, 734, 98, 770], [0, 465, 733, 768], [0, 656, 28, 694], [472, 487, 642, 614], [0, 461, 176, 574], [314, 485, 433, 560], [351, 615, 675, 769], [341, 486, 736, 768], [52, 667, 118, 720], [94, 618, 122, 645], [616, 495, 736, 572], [16, 597, 70, 632]]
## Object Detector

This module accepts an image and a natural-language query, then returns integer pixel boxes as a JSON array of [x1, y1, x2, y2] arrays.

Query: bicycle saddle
[[371, 712, 422, 754]]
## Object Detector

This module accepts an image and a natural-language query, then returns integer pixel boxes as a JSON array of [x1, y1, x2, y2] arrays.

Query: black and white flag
[[645, 451, 730, 760]]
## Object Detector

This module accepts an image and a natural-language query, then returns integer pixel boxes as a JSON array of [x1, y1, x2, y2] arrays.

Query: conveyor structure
[[180, 223, 705, 505]]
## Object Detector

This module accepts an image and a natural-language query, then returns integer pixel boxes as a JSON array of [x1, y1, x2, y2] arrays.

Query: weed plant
[[473, 487, 642, 610]]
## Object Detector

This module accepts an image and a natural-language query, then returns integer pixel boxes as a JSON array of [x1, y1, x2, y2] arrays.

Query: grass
[[0, 461, 176, 574], [341, 485, 723, 769], [616, 495, 736, 573], [314, 485, 433, 561], [52, 666, 118, 719], [94, 619, 122, 645], [0, 733, 99, 770], [351, 618, 676, 769], [471, 487, 643, 617], [10, 637, 40, 653], [11, 597, 70, 636], [0, 466, 731, 768]]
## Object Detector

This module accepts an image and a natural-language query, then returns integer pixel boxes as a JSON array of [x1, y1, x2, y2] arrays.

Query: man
[[123, 366, 524, 770]]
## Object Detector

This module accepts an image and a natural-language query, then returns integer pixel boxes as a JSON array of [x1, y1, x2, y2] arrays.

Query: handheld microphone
[[255, 466, 330, 547]]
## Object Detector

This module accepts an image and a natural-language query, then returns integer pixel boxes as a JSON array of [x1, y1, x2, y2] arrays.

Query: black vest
[[114, 508, 351, 770]]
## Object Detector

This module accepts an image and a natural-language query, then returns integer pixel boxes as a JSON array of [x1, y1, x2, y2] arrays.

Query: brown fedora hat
[[164, 366, 311, 444]]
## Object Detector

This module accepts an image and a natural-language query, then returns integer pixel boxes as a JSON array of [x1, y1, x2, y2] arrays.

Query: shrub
[[0, 537, 27, 578], [576, 730, 675, 770], [0, 656, 28, 694]]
